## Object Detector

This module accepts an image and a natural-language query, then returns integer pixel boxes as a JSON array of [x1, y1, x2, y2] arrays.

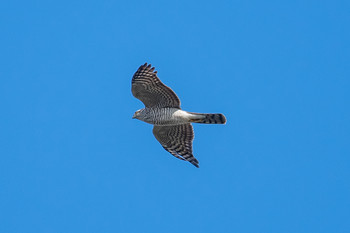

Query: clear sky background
[[1, 0, 349, 232]]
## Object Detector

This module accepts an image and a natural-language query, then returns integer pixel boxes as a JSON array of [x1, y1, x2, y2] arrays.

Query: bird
[[131, 63, 226, 168]]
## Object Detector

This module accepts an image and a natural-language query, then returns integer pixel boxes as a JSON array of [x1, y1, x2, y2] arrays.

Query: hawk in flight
[[132, 63, 226, 167]]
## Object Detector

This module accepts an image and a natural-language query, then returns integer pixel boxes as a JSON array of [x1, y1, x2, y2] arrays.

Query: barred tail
[[189, 112, 227, 124]]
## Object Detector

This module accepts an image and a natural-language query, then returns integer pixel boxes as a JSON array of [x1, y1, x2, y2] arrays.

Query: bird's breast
[[143, 108, 189, 126]]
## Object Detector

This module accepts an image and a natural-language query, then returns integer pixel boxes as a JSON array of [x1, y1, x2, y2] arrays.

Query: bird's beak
[[132, 114, 136, 119]]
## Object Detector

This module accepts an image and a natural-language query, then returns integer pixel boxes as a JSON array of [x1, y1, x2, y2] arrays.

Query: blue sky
[[1, 0, 349, 232]]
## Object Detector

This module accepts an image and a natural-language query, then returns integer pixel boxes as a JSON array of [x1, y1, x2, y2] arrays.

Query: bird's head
[[132, 109, 143, 119]]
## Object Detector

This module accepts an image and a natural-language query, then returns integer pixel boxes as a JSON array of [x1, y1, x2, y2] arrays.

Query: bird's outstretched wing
[[132, 63, 181, 108], [153, 124, 199, 168]]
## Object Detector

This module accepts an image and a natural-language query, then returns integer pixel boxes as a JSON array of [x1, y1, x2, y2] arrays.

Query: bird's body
[[134, 107, 224, 126], [132, 63, 226, 168], [134, 107, 190, 125]]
